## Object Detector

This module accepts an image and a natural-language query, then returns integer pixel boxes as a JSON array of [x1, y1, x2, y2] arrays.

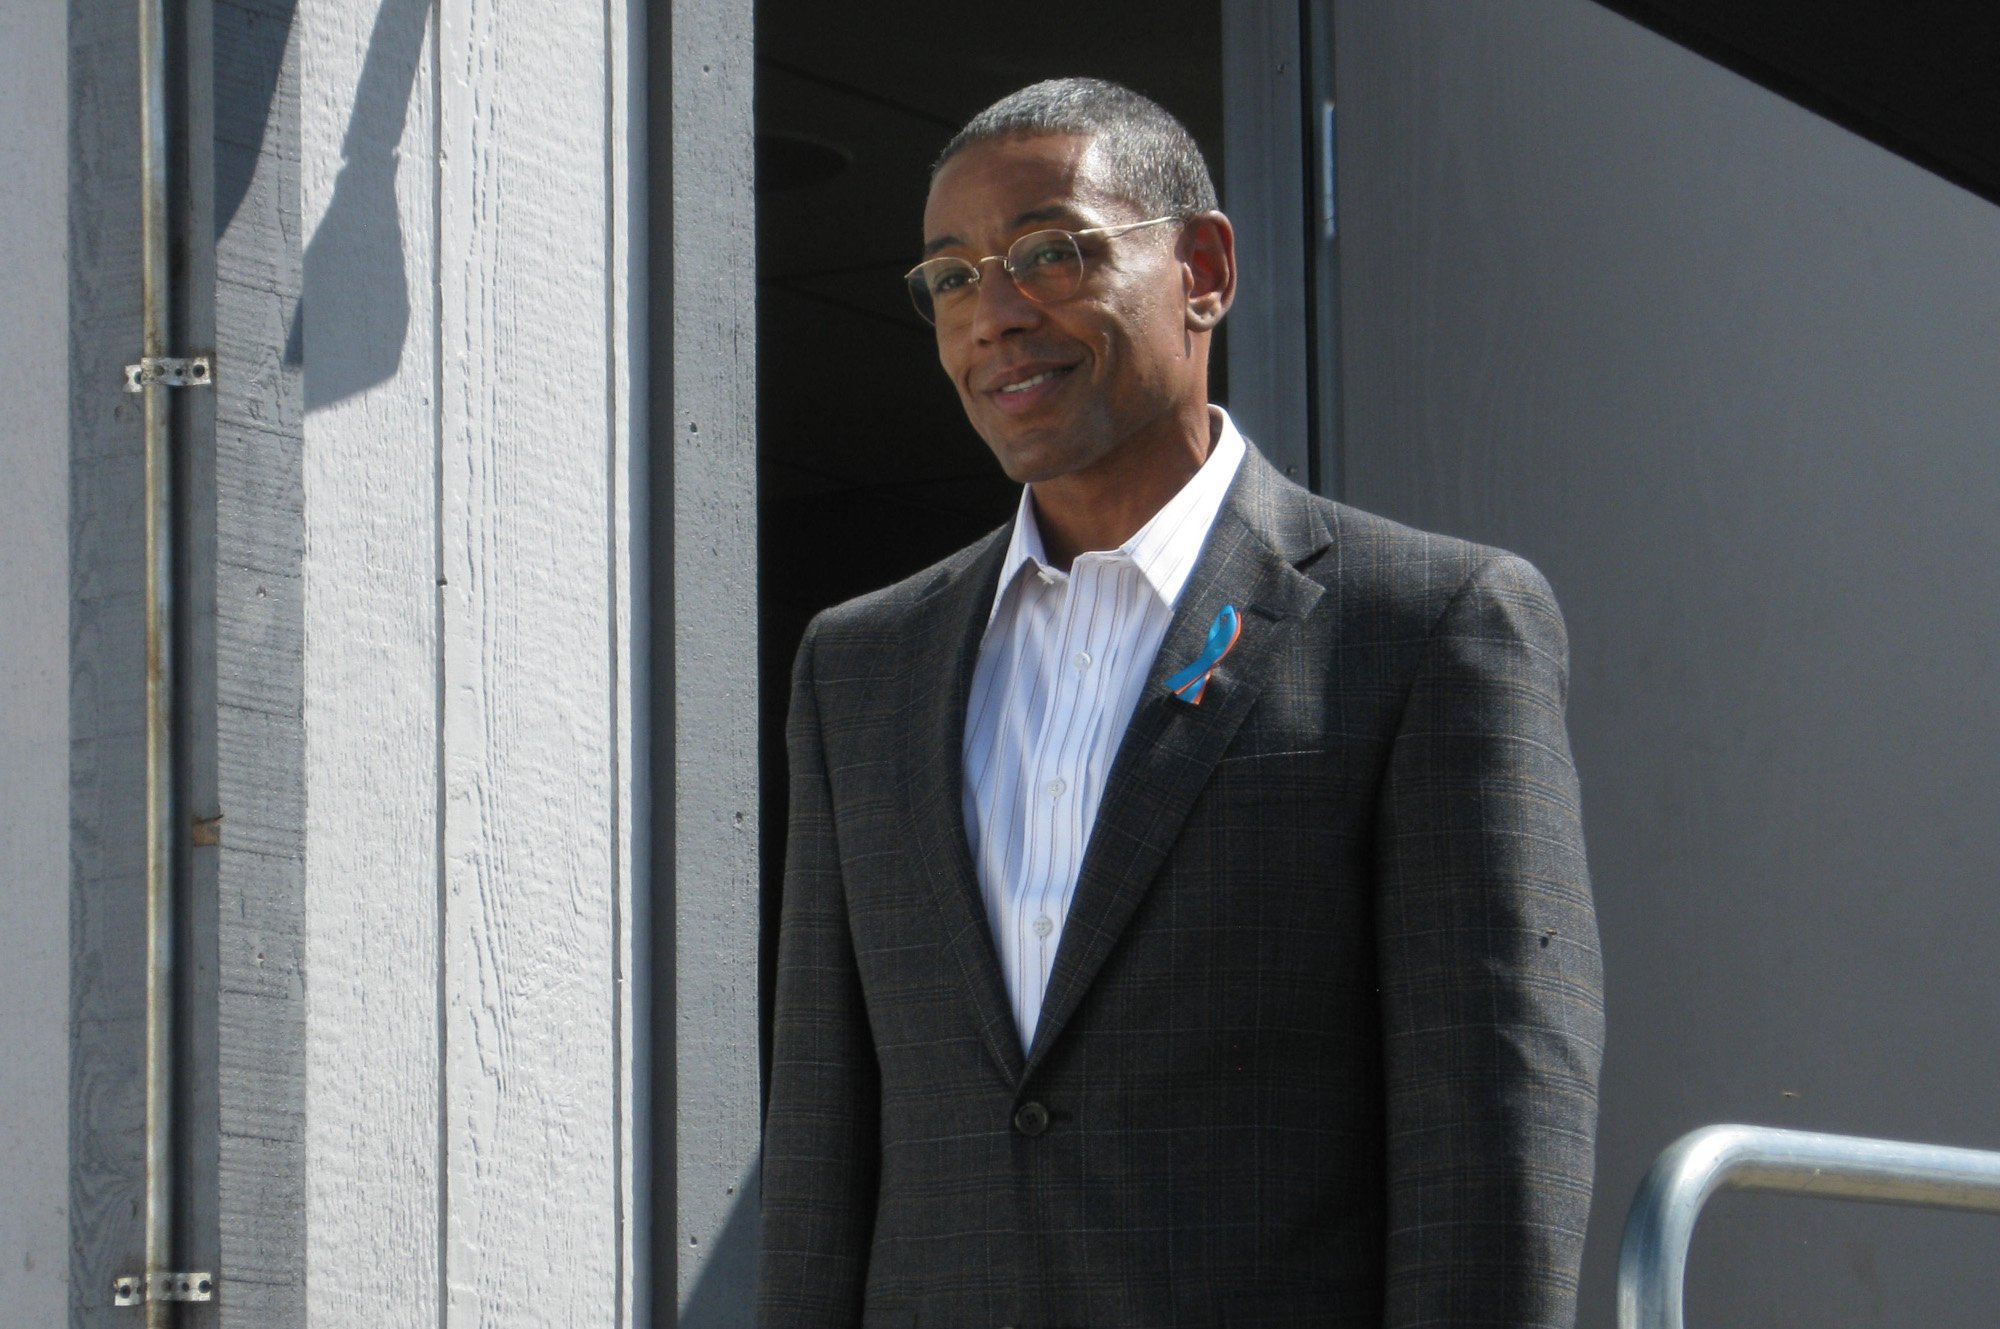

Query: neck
[[1030, 405, 1217, 570]]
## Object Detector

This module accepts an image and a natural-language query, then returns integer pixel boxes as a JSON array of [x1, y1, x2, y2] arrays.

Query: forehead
[[921, 133, 1127, 248]]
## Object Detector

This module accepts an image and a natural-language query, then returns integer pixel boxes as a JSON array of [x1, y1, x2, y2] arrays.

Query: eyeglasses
[[903, 216, 1181, 327]]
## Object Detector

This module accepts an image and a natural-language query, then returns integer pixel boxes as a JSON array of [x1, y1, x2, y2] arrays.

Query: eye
[[1019, 240, 1073, 269], [928, 263, 976, 295]]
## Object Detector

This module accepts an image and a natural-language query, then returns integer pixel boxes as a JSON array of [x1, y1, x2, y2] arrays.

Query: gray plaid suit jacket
[[760, 445, 1604, 1328]]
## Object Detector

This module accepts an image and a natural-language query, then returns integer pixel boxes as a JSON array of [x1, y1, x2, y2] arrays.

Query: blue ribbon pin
[[1164, 604, 1241, 706]]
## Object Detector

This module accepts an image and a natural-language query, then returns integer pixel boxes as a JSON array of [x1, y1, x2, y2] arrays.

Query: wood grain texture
[[206, 3, 310, 1321], [437, 0, 625, 1320], [68, 1, 151, 1323], [304, 0, 650, 1320], [300, 0, 445, 1323], [667, 0, 762, 1317]]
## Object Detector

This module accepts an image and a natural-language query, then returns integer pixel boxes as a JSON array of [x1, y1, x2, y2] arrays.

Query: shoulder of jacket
[[1305, 497, 1554, 612]]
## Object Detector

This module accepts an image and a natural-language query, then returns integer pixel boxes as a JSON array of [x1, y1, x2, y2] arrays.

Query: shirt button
[[1036, 567, 1060, 586], [1045, 777, 1066, 799], [1031, 914, 1054, 939], [1013, 1101, 1051, 1136], [1072, 650, 1092, 670]]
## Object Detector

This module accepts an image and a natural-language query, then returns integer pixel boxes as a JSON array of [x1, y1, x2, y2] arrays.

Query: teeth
[[999, 369, 1061, 394]]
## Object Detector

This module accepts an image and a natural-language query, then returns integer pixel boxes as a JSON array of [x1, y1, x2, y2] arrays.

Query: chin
[[986, 451, 1049, 487], [976, 426, 1059, 485]]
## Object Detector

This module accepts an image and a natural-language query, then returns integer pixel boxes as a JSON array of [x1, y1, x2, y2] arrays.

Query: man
[[760, 78, 1603, 1328]]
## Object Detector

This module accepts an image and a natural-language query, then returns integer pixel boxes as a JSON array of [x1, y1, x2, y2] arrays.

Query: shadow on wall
[[679, 1159, 761, 1324], [286, 0, 430, 409], [216, 5, 290, 241]]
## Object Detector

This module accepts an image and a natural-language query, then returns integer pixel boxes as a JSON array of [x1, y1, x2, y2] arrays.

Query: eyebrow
[[920, 205, 1088, 257]]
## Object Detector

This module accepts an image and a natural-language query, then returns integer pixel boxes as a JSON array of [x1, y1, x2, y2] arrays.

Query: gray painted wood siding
[[57, 0, 757, 1316], [201, 2, 310, 1323], [300, 1, 445, 1320], [300, 0, 765, 1320], [68, 0, 153, 1320], [1, 4, 72, 1324], [67, 1, 311, 1323]]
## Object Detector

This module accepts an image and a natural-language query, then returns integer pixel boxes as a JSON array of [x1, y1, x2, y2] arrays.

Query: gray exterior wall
[[298, 0, 649, 1310], [67, 0, 152, 1319], [62, 2, 309, 1323], [48, 0, 756, 1318], [1329, 2, 2000, 1324], [0, 3, 72, 1323], [301, 0, 759, 1320]]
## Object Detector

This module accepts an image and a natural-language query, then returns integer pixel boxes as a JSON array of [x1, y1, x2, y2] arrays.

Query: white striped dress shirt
[[962, 408, 1247, 1051]]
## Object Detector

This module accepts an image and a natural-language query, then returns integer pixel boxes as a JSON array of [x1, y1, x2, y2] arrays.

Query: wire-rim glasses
[[904, 215, 1182, 327]]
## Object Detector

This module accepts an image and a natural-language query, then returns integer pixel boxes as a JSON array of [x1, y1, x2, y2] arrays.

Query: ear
[[1180, 211, 1236, 332]]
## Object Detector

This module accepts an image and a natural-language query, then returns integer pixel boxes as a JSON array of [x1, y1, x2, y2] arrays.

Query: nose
[[967, 255, 1042, 343]]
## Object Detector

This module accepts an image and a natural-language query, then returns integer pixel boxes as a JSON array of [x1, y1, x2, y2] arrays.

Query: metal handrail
[[1617, 1124, 2000, 1329]]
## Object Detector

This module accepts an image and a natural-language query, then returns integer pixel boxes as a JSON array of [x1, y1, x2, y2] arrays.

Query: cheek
[[936, 337, 971, 393], [1093, 292, 1179, 378], [1061, 304, 1120, 373]]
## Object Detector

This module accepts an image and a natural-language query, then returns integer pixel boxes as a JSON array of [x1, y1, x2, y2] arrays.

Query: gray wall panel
[[663, 0, 762, 1315], [68, 0, 152, 1321], [0, 3, 73, 1323], [1330, 2, 2000, 1324], [201, 3, 309, 1322]]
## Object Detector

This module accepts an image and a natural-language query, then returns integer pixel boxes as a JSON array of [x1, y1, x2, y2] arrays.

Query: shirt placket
[[1032, 558, 1125, 1021], [1010, 566, 1062, 1032]]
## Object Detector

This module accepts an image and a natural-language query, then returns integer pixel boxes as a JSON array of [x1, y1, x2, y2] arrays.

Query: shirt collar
[[985, 406, 1249, 627]]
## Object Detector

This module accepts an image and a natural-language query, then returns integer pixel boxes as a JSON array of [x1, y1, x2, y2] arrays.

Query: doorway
[[752, 0, 1229, 1087]]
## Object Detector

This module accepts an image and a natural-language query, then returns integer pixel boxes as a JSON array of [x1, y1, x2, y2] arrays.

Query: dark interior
[[753, 1, 1225, 1088]]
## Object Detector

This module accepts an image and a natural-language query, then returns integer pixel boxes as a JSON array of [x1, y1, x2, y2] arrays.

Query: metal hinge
[[123, 355, 214, 392], [113, 1271, 216, 1306]]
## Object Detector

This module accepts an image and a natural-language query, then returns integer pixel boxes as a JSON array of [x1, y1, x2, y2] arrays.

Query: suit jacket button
[[1013, 1101, 1050, 1136]]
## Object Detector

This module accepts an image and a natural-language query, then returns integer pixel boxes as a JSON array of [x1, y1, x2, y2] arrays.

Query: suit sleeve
[[1374, 554, 1606, 1329], [758, 619, 881, 1326]]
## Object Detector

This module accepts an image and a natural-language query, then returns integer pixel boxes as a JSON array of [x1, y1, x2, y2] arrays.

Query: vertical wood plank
[[668, 0, 762, 1315], [437, 0, 623, 1321], [68, 2, 151, 1322], [207, 1, 310, 1321], [300, 0, 445, 1322]]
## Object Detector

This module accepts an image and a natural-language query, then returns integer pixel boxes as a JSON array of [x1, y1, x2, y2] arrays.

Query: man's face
[[920, 133, 1203, 488]]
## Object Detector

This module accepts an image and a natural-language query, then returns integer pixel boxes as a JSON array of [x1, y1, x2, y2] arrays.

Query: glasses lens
[[906, 259, 977, 325], [1006, 230, 1083, 303]]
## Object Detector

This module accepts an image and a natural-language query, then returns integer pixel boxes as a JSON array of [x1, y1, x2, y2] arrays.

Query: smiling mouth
[[996, 367, 1071, 395]]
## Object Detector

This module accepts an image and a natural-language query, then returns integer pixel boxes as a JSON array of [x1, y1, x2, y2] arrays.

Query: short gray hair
[[934, 78, 1218, 217]]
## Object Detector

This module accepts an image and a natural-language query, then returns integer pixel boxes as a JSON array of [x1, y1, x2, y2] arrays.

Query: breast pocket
[[1204, 744, 1344, 822], [1185, 741, 1373, 946]]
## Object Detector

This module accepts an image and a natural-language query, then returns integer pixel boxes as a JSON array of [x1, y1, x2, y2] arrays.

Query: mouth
[[998, 368, 1064, 394], [984, 363, 1076, 415]]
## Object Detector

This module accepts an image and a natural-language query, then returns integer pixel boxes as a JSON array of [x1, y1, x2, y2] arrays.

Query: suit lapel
[[895, 527, 1028, 1087], [1024, 450, 1331, 1073]]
